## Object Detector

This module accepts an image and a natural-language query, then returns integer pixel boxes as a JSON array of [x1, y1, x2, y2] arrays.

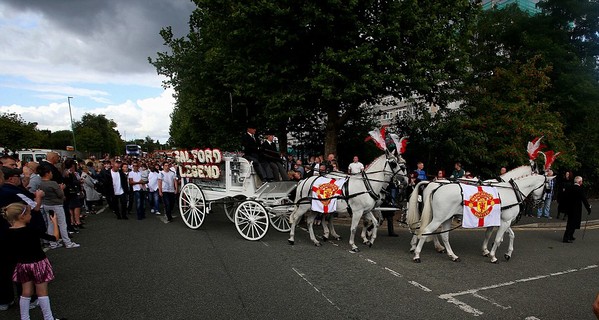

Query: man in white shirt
[[109, 160, 129, 220], [128, 162, 147, 220], [158, 162, 178, 223], [348, 156, 364, 174]]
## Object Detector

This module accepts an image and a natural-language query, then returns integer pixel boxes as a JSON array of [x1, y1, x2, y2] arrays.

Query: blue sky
[[0, 0, 196, 143]]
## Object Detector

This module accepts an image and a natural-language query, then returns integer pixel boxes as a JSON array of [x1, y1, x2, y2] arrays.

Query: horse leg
[[504, 227, 515, 261], [321, 216, 330, 242], [306, 214, 321, 247], [412, 235, 427, 263], [413, 219, 444, 262], [328, 218, 341, 241], [288, 208, 305, 245], [489, 221, 510, 263], [349, 211, 363, 252], [482, 227, 494, 257], [365, 212, 378, 247], [439, 220, 460, 262], [360, 219, 370, 244], [410, 234, 418, 253], [433, 235, 446, 253]]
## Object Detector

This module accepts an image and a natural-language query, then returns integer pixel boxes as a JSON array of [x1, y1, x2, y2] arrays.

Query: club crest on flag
[[462, 185, 501, 228], [311, 177, 346, 213]]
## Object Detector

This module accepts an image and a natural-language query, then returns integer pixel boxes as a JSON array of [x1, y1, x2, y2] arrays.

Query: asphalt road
[[6, 203, 599, 320]]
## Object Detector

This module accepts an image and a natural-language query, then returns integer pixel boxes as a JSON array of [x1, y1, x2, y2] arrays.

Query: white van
[[17, 149, 53, 163]]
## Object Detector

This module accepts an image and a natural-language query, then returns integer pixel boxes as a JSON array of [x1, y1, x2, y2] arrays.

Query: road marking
[[384, 267, 402, 278], [96, 205, 109, 215], [524, 317, 541, 320], [261, 241, 270, 247], [365, 259, 377, 265], [292, 267, 340, 310], [439, 265, 598, 316], [409, 281, 432, 292]]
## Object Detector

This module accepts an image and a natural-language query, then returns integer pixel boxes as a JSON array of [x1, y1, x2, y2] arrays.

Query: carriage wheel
[[223, 196, 244, 223], [234, 200, 269, 241], [179, 183, 206, 229], [269, 207, 292, 232]]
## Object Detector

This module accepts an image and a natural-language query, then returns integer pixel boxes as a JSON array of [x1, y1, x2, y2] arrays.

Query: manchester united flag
[[311, 177, 346, 213], [462, 184, 501, 228]]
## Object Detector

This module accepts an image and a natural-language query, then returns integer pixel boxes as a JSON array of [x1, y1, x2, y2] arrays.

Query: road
[[7, 204, 599, 320]]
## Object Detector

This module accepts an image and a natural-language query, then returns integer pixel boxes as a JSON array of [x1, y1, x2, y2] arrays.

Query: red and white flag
[[462, 184, 501, 228], [311, 177, 346, 213]]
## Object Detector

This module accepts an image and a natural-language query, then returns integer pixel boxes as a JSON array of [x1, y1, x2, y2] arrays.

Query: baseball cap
[[1, 166, 23, 178]]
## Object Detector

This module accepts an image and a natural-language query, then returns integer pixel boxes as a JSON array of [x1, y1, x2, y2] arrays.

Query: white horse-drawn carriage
[[176, 149, 296, 241]]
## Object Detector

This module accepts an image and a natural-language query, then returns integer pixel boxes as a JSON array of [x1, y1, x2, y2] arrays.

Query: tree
[[73, 113, 123, 156], [0, 112, 44, 151], [150, 0, 477, 156], [48, 130, 74, 150]]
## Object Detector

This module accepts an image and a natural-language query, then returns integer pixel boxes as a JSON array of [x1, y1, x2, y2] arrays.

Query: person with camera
[[39, 165, 80, 249]]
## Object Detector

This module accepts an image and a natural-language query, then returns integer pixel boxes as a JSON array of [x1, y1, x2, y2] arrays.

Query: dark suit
[[241, 132, 269, 180], [562, 183, 591, 242], [103, 169, 130, 219], [262, 140, 288, 181]]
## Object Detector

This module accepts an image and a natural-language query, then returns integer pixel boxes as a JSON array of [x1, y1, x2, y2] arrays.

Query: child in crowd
[[2, 202, 62, 320]]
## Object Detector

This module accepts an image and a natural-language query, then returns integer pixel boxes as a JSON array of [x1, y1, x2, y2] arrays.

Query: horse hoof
[[368, 242, 373, 248], [504, 254, 511, 261], [491, 259, 498, 264], [452, 257, 461, 262], [322, 236, 328, 242], [362, 240, 369, 245], [409, 249, 415, 253], [335, 237, 341, 241], [413, 258, 421, 263], [483, 253, 489, 257], [288, 240, 294, 245], [351, 247, 359, 253], [438, 249, 446, 254]]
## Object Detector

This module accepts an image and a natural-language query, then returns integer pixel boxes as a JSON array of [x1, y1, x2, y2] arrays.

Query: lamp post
[[67, 96, 77, 151]]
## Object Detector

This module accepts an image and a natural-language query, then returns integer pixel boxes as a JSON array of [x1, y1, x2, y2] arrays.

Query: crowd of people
[[0, 150, 183, 318]]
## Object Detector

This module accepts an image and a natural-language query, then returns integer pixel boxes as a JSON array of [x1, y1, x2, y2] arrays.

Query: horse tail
[[417, 187, 434, 236], [407, 181, 430, 228]]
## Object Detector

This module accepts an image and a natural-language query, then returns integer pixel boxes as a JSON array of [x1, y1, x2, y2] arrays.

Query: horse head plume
[[527, 136, 544, 160], [365, 126, 387, 151], [388, 133, 408, 155], [539, 150, 560, 172]]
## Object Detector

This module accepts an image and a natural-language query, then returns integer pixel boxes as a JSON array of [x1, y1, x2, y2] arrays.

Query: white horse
[[410, 170, 549, 263], [405, 180, 447, 254], [288, 150, 406, 251]]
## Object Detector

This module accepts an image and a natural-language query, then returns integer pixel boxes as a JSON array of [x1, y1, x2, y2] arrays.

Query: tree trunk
[[324, 108, 340, 157]]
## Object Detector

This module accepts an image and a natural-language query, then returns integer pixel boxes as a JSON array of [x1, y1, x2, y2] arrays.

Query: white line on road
[[409, 281, 432, 292], [365, 259, 377, 265], [384, 267, 402, 278], [524, 317, 541, 320], [292, 267, 341, 311], [439, 265, 598, 316]]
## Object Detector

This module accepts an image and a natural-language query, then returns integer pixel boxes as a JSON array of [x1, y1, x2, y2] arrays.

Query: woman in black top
[[2, 202, 59, 320]]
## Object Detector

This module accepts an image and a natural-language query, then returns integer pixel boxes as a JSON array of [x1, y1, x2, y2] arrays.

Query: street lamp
[[67, 96, 77, 151]]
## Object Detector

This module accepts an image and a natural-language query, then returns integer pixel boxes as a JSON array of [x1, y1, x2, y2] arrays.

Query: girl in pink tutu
[[2, 202, 60, 320]]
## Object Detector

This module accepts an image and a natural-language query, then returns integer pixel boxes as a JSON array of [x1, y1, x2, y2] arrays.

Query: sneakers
[[49, 242, 63, 249], [0, 300, 14, 311], [65, 242, 80, 249], [150, 209, 155, 213]]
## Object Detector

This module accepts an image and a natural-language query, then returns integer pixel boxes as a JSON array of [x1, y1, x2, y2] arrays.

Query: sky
[[0, 0, 197, 144]]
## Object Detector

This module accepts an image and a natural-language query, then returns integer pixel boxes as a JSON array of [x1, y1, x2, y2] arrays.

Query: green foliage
[[150, 0, 477, 155], [73, 113, 122, 156], [48, 130, 74, 150], [0, 113, 44, 151]]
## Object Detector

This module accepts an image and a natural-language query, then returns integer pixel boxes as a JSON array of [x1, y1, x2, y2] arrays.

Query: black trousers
[[110, 194, 128, 219], [563, 227, 576, 241]]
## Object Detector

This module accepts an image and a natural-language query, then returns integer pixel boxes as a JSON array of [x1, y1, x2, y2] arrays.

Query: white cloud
[[0, 88, 175, 143]]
